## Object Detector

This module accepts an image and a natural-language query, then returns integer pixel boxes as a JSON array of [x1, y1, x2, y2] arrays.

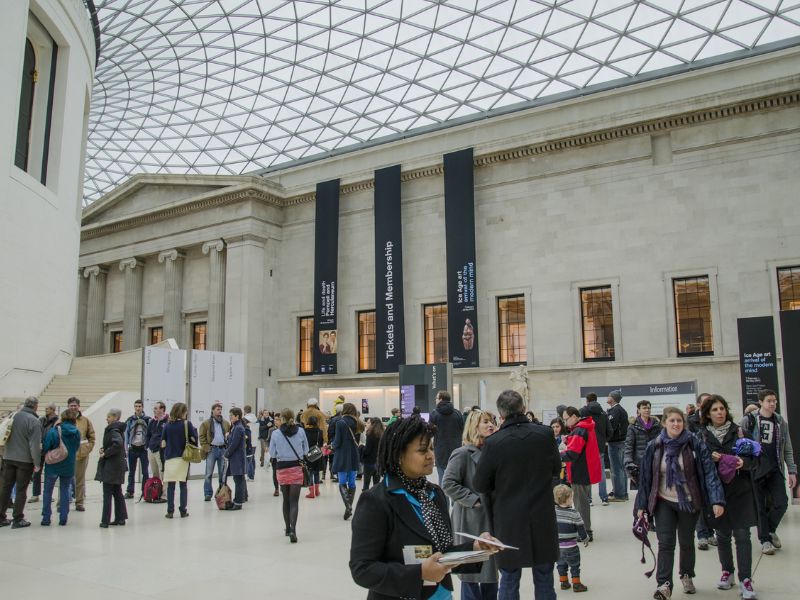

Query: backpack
[[142, 476, 165, 503], [0, 412, 16, 448]]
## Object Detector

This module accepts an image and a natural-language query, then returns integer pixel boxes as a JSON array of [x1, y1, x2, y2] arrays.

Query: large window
[[778, 266, 800, 310], [110, 331, 123, 353], [298, 316, 313, 375], [149, 326, 163, 345], [358, 310, 376, 372], [424, 303, 448, 364], [673, 276, 713, 356], [192, 322, 207, 351], [580, 287, 615, 361], [498, 295, 527, 365]]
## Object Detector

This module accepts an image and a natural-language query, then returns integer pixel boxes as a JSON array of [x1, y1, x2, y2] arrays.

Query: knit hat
[[307, 398, 319, 406]]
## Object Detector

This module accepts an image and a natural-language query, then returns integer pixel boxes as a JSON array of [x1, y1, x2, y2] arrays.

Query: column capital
[[202, 239, 225, 255], [83, 265, 108, 278], [119, 257, 144, 271], [158, 249, 185, 263], [225, 233, 268, 248]]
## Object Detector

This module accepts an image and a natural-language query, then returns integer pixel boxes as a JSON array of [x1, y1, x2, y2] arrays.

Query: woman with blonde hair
[[269, 408, 309, 542], [161, 402, 197, 519], [442, 409, 499, 600]]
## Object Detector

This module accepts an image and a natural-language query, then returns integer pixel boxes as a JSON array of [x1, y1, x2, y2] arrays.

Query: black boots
[[339, 485, 355, 520]]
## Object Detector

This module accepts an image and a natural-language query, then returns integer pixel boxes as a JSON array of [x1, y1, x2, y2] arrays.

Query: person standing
[[332, 402, 362, 520], [360, 418, 383, 492], [68, 397, 95, 512], [474, 390, 561, 600], [429, 390, 464, 485], [303, 415, 324, 498], [145, 401, 167, 495], [605, 391, 629, 502], [28, 402, 58, 504], [0, 397, 42, 528], [124, 399, 150, 499], [161, 402, 196, 519], [97, 408, 128, 528], [386, 407, 400, 426], [225, 407, 247, 510], [269, 408, 309, 542], [580, 393, 611, 505], [40, 409, 80, 526], [257, 409, 273, 467], [560, 406, 601, 542], [624, 400, 662, 489], [740, 389, 797, 555], [199, 403, 230, 502]]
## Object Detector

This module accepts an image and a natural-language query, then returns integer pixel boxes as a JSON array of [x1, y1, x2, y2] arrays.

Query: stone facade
[[77, 48, 800, 415]]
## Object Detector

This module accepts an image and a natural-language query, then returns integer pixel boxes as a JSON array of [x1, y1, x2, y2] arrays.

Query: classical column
[[119, 258, 144, 351], [158, 249, 185, 343], [202, 239, 226, 351], [83, 265, 107, 356]]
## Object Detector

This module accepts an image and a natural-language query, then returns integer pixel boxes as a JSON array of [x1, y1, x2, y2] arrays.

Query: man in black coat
[[429, 391, 463, 484], [473, 390, 560, 600]]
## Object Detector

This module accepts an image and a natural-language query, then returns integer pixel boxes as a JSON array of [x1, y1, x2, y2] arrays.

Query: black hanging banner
[[313, 179, 340, 375], [374, 165, 406, 373], [736, 316, 780, 410], [779, 310, 800, 476], [443, 148, 479, 368]]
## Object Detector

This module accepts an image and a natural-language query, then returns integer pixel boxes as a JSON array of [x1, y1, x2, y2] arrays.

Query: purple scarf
[[660, 429, 694, 512], [639, 416, 654, 430]]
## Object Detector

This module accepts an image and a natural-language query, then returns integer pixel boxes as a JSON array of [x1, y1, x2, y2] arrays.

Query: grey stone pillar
[[158, 249, 185, 343], [83, 265, 107, 356], [75, 269, 89, 357], [120, 258, 144, 351], [202, 239, 226, 351]]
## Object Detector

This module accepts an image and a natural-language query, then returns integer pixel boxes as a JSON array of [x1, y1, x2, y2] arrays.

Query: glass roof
[[85, 0, 800, 205]]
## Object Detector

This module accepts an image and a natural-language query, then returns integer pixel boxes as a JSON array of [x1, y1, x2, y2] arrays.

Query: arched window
[[14, 39, 36, 171]]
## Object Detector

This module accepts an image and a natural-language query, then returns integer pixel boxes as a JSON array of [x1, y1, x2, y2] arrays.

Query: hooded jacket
[[561, 416, 602, 485], [42, 422, 81, 478], [429, 401, 464, 467]]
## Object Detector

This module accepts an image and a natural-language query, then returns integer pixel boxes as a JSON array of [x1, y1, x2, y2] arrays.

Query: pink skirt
[[276, 465, 305, 486]]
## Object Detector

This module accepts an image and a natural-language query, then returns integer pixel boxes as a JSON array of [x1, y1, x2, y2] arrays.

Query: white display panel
[[189, 350, 245, 425], [141, 346, 187, 414]]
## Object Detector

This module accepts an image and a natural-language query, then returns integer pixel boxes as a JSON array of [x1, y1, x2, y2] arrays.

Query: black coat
[[695, 424, 758, 530], [472, 414, 561, 568], [624, 417, 662, 485], [97, 421, 128, 485], [332, 415, 360, 473], [580, 401, 611, 453], [361, 433, 380, 466], [430, 401, 464, 467], [225, 421, 247, 476], [606, 403, 629, 444], [350, 476, 475, 600]]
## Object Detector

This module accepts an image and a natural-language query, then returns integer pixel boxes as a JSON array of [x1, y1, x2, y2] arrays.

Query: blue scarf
[[660, 429, 694, 512]]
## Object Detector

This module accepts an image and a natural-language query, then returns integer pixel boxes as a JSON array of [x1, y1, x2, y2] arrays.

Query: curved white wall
[[0, 0, 96, 399]]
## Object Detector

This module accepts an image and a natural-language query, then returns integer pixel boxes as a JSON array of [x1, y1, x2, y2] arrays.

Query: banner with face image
[[313, 179, 340, 375]]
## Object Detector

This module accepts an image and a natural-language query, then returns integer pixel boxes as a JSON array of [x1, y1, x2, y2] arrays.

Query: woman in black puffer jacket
[[624, 399, 662, 488]]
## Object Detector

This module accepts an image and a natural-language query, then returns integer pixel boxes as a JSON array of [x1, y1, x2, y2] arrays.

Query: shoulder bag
[[182, 420, 202, 463], [285, 432, 311, 486], [44, 425, 68, 464]]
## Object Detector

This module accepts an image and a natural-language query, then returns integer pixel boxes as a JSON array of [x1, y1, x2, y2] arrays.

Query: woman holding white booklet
[[350, 415, 501, 600]]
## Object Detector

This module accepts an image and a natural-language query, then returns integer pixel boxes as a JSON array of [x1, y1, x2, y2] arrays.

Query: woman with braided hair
[[349, 415, 500, 600]]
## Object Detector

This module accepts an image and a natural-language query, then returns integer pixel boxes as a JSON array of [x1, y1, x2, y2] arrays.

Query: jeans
[[437, 466, 446, 486], [126, 446, 149, 495], [654, 500, 699, 587], [499, 565, 556, 600], [754, 469, 789, 543], [571, 483, 591, 533], [597, 473, 608, 502], [607, 441, 628, 499], [556, 545, 581, 578], [461, 582, 499, 600], [246, 455, 255, 479], [338, 470, 357, 488], [101, 483, 127, 524], [204, 446, 225, 498], [167, 481, 187, 514], [308, 468, 321, 485], [716, 527, 752, 582], [42, 473, 71, 524], [0, 459, 34, 521], [232, 474, 245, 506], [695, 510, 715, 540]]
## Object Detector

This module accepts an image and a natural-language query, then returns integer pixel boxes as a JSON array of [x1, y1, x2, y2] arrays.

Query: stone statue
[[509, 364, 529, 403]]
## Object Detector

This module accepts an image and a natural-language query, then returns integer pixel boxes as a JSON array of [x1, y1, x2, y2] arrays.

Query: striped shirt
[[555, 504, 588, 548]]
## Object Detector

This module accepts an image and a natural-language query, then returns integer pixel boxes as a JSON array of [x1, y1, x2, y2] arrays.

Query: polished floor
[[0, 468, 797, 599]]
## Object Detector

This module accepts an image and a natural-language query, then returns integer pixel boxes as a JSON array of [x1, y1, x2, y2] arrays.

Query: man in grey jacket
[[0, 397, 42, 528]]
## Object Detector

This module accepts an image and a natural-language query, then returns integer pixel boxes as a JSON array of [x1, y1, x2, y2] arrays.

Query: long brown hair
[[169, 402, 188, 422]]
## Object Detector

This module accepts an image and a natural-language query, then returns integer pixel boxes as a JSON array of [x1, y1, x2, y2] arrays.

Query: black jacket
[[361, 433, 380, 466], [624, 417, 662, 475], [97, 421, 128, 485], [350, 476, 474, 600], [580, 401, 611, 453], [606, 403, 629, 444], [429, 401, 464, 467], [473, 413, 561, 569], [146, 417, 167, 453]]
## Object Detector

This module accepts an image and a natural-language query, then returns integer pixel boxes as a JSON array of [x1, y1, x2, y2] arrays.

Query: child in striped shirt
[[554, 484, 589, 592]]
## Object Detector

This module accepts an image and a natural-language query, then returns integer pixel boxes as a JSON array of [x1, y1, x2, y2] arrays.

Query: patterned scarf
[[396, 472, 452, 552], [706, 421, 732, 444], [660, 429, 694, 512]]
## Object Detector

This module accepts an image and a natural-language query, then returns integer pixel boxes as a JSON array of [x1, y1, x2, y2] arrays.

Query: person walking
[[560, 406, 601, 542], [269, 408, 309, 542], [696, 395, 759, 599], [624, 399, 662, 489], [257, 409, 273, 467], [361, 418, 383, 492], [224, 407, 247, 510], [199, 403, 230, 502], [442, 409, 499, 600], [123, 399, 150, 499], [40, 409, 80, 526], [553, 484, 589, 592], [0, 397, 42, 528], [161, 402, 197, 519], [332, 402, 363, 520], [97, 408, 128, 528], [605, 391, 629, 501], [636, 407, 725, 600], [580, 393, 611, 505], [29, 402, 58, 504], [429, 390, 464, 485], [303, 415, 324, 498], [67, 397, 95, 512], [474, 390, 561, 600]]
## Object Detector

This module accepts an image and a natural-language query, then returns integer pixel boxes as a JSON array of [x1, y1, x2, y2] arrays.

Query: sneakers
[[740, 579, 757, 600], [708, 536, 718, 547], [653, 583, 671, 600], [572, 582, 588, 592], [0, 517, 11, 527], [601, 500, 609, 506], [560, 581, 571, 590], [769, 532, 782, 549], [761, 541, 776, 555], [697, 537, 709, 551], [124, 492, 134, 499], [28, 496, 39, 504], [11, 519, 31, 529], [717, 571, 734, 590], [680, 575, 696, 594]]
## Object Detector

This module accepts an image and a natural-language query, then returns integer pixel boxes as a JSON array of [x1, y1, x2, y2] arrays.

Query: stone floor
[[0, 469, 796, 599]]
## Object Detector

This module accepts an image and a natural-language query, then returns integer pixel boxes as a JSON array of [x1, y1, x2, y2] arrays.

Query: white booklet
[[454, 531, 519, 550], [437, 550, 493, 565]]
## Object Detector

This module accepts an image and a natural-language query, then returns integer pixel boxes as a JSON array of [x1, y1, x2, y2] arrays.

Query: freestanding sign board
[[189, 350, 245, 425], [737, 316, 780, 410], [141, 346, 187, 414], [399, 363, 452, 418]]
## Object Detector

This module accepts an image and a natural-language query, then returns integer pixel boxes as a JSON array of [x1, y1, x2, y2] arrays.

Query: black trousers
[[654, 500, 699, 588], [716, 526, 752, 582], [0, 460, 34, 521], [362, 464, 379, 491], [232, 474, 245, 506], [101, 483, 127, 525], [754, 469, 788, 543]]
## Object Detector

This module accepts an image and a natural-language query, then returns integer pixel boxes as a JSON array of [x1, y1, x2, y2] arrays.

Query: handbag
[[181, 420, 202, 464], [306, 445, 323, 463], [285, 432, 311, 486], [215, 458, 232, 509], [44, 425, 68, 464]]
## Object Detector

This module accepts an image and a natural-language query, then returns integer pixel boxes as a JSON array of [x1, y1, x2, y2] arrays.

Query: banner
[[578, 381, 696, 416], [140, 346, 187, 414], [780, 310, 800, 481], [443, 148, 479, 368], [313, 179, 340, 374], [189, 350, 245, 424], [374, 165, 406, 372], [737, 316, 780, 410]]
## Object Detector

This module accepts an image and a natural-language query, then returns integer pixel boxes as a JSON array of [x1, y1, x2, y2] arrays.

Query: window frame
[[571, 278, 622, 363], [423, 302, 448, 365], [663, 268, 720, 359], [191, 321, 207, 351], [297, 315, 314, 376], [579, 285, 616, 362], [110, 331, 123, 354], [497, 294, 527, 366], [776, 265, 800, 311], [357, 309, 377, 373], [149, 326, 163, 345]]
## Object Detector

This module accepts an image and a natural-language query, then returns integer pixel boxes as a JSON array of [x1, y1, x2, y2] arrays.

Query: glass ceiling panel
[[85, 0, 800, 205]]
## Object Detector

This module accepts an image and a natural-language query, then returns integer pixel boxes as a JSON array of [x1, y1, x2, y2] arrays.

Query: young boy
[[554, 484, 589, 592]]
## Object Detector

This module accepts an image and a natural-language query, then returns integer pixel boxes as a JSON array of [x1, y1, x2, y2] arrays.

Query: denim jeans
[[462, 582, 499, 600], [167, 481, 187, 514], [654, 500, 699, 588], [42, 473, 71, 524], [597, 468, 608, 502], [607, 441, 628, 499], [246, 455, 256, 479], [499, 564, 556, 600], [204, 446, 225, 498], [556, 545, 581, 578], [338, 470, 357, 488], [126, 446, 149, 495]]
